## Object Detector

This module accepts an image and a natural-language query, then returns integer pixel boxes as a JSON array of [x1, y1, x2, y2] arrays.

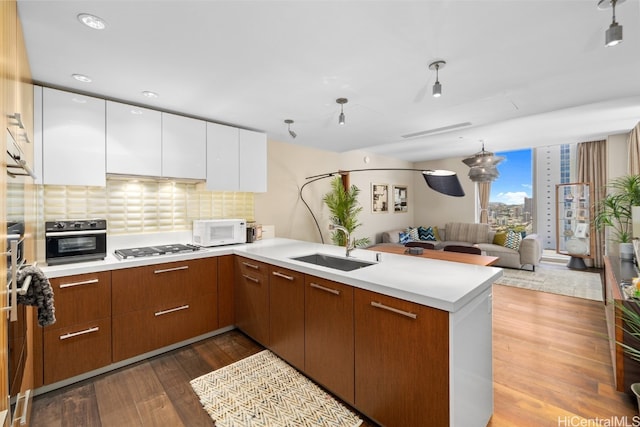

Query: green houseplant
[[595, 175, 640, 252], [322, 177, 370, 248]]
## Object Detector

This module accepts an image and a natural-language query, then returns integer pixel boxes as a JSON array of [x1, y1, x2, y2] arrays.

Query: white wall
[[412, 157, 477, 227], [254, 139, 417, 245]]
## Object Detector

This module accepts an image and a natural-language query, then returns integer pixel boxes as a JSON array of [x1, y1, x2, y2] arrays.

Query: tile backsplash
[[38, 178, 255, 235]]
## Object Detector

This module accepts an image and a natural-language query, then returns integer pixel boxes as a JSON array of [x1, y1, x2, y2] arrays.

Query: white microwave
[[192, 219, 247, 247]]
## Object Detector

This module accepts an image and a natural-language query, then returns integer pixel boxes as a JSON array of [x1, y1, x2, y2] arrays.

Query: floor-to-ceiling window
[[488, 148, 533, 235]]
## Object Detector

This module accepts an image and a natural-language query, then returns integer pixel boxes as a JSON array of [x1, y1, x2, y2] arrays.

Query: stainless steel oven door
[[45, 230, 107, 265]]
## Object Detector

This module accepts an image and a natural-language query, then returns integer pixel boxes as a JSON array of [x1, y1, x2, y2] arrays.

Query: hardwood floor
[[31, 282, 636, 427]]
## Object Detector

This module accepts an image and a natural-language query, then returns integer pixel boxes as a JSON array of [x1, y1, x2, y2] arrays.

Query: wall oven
[[45, 219, 107, 265]]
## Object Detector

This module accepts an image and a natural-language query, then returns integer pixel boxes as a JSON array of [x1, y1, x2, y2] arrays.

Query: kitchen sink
[[291, 253, 375, 271]]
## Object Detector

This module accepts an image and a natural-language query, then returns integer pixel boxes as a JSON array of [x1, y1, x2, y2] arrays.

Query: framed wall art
[[393, 185, 408, 213], [371, 183, 389, 213]]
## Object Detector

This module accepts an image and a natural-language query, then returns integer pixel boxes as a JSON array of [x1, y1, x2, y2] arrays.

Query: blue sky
[[490, 148, 532, 204]]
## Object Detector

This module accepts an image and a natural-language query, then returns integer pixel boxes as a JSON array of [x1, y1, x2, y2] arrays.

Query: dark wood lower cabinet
[[43, 317, 111, 384], [269, 266, 305, 370], [112, 293, 217, 362], [235, 257, 270, 346], [218, 255, 236, 328], [304, 275, 354, 404], [354, 288, 450, 427]]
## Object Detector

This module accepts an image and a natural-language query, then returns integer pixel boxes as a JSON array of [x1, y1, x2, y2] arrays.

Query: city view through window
[[488, 149, 533, 235]]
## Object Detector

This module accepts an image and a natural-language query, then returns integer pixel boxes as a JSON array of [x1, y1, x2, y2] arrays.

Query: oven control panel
[[45, 219, 107, 232]]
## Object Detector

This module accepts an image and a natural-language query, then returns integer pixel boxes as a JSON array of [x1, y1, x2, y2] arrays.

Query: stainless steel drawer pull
[[310, 282, 340, 296], [242, 274, 260, 283], [154, 265, 189, 274], [59, 278, 99, 288], [155, 305, 190, 316], [60, 326, 100, 340], [272, 271, 294, 281], [371, 301, 417, 319], [242, 261, 260, 270]]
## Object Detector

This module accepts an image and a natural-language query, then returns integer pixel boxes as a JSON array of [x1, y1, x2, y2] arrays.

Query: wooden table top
[[367, 244, 500, 266]]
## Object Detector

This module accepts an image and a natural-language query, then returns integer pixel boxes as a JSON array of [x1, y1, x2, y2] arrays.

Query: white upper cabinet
[[206, 122, 240, 191], [162, 113, 206, 180], [206, 124, 267, 192], [39, 87, 106, 186], [239, 129, 267, 193], [106, 101, 162, 177]]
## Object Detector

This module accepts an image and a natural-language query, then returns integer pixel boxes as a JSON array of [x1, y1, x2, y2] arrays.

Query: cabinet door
[[218, 255, 235, 328], [206, 122, 239, 191], [41, 87, 106, 186], [162, 112, 206, 179], [354, 288, 450, 426], [305, 276, 354, 404], [269, 266, 304, 370], [239, 128, 267, 192], [106, 100, 161, 176], [234, 257, 269, 346]]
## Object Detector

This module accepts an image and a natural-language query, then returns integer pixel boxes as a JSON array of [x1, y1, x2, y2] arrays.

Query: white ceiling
[[17, 0, 640, 162]]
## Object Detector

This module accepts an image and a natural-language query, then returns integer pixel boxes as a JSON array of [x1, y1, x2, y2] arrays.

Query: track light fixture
[[598, 0, 625, 47], [336, 98, 348, 125], [284, 119, 296, 139], [429, 60, 446, 98]]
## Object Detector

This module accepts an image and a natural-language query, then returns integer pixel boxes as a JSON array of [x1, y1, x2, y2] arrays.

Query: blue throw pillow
[[399, 232, 411, 244], [418, 226, 439, 241]]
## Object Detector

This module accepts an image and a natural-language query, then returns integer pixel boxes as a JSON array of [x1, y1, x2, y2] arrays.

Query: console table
[[604, 255, 640, 393], [367, 244, 499, 266]]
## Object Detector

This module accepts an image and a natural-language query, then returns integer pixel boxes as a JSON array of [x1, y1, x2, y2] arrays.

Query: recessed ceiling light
[[71, 97, 87, 104], [77, 13, 107, 30], [72, 74, 92, 83], [141, 91, 159, 99], [130, 109, 144, 115]]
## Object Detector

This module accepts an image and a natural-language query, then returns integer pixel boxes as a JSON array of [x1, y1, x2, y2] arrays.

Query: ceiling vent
[[401, 122, 472, 139]]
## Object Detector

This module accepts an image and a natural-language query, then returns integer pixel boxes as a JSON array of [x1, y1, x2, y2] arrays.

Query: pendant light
[[598, 0, 625, 47], [336, 98, 348, 125], [428, 60, 446, 98], [284, 119, 296, 139], [462, 142, 505, 182]]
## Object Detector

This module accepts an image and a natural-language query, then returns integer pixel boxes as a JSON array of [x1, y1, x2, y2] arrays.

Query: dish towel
[[16, 265, 56, 327]]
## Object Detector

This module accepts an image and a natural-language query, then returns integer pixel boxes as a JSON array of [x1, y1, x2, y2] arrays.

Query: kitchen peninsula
[[39, 237, 501, 427]]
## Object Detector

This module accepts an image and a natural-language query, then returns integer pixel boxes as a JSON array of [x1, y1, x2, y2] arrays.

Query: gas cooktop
[[114, 243, 201, 260]]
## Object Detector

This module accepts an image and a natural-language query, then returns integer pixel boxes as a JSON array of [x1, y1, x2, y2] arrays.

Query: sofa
[[380, 222, 543, 270]]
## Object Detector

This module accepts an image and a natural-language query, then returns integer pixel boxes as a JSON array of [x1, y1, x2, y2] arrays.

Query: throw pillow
[[405, 227, 420, 241], [418, 226, 440, 241], [399, 232, 411, 244], [493, 232, 507, 246], [503, 230, 522, 251]]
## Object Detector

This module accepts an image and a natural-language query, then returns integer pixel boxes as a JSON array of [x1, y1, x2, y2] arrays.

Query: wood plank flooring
[[31, 281, 637, 427]]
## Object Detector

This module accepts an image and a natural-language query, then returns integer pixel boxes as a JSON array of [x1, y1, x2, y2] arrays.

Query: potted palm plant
[[595, 174, 640, 259], [323, 177, 370, 248]]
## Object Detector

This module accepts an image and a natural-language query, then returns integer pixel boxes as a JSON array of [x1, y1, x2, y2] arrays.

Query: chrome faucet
[[329, 223, 355, 257]]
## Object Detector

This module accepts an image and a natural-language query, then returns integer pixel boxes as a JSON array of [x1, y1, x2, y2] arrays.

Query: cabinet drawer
[[236, 256, 269, 279], [44, 317, 111, 385], [112, 258, 217, 314], [112, 293, 217, 362], [50, 271, 111, 328]]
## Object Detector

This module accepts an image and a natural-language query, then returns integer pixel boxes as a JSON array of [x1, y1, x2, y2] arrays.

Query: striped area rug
[[190, 350, 363, 427]]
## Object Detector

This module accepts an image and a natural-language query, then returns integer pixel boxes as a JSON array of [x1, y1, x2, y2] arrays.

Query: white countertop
[[40, 237, 503, 313]]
